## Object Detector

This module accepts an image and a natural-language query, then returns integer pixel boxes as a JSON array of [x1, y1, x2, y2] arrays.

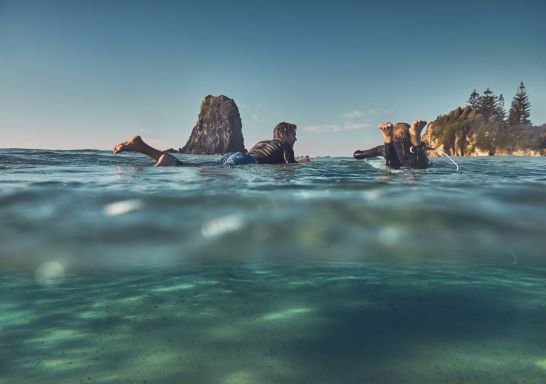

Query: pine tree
[[495, 94, 506, 122], [476, 88, 497, 120], [508, 81, 531, 125], [467, 89, 480, 108]]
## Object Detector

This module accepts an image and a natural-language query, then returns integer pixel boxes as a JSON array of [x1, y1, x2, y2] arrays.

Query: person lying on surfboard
[[353, 120, 430, 169], [114, 122, 310, 167]]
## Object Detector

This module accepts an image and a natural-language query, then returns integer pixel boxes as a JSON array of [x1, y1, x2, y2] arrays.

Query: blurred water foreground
[[0, 150, 545, 383]]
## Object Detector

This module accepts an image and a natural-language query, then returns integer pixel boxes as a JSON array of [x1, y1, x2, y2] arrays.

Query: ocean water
[[1, 149, 545, 383]]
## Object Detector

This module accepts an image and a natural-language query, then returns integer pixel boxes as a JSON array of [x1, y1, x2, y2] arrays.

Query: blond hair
[[393, 122, 410, 141]]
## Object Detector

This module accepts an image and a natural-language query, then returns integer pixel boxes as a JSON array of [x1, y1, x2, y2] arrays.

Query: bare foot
[[409, 120, 427, 136], [155, 154, 178, 167], [113, 135, 145, 154], [409, 120, 427, 146], [378, 122, 394, 143]]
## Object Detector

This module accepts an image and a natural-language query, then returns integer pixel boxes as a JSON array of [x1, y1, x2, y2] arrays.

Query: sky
[[1, 0, 545, 156]]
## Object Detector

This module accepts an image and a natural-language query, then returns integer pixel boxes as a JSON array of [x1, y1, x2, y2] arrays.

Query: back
[[248, 139, 296, 164], [391, 138, 429, 169]]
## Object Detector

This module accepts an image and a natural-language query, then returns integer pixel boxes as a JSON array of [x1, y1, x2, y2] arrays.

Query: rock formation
[[422, 107, 545, 156], [179, 95, 246, 154]]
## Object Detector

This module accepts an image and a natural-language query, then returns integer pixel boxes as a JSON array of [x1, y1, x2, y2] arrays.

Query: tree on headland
[[423, 81, 544, 156], [476, 87, 497, 120], [508, 81, 531, 126], [467, 89, 480, 108], [495, 94, 506, 122]]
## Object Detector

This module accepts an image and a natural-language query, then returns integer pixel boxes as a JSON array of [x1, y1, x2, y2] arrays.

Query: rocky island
[[179, 95, 246, 155]]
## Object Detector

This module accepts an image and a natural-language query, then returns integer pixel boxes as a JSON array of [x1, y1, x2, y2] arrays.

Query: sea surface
[[1, 149, 545, 383]]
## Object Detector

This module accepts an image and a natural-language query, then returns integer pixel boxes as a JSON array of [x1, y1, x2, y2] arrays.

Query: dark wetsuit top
[[354, 140, 429, 169], [248, 139, 296, 164]]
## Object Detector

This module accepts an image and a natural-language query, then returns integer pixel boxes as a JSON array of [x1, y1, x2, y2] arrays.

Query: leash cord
[[435, 149, 459, 171]]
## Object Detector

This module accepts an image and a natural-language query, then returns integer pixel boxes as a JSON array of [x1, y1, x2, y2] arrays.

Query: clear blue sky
[[1, 0, 545, 156]]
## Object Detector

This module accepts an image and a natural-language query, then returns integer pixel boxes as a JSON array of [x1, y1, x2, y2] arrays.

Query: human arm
[[353, 145, 385, 159], [283, 145, 297, 163]]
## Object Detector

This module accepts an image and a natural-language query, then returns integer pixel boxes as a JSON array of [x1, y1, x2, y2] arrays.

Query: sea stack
[[179, 95, 246, 154]]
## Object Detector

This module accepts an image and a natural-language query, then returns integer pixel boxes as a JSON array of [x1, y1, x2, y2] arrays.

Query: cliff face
[[180, 95, 246, 155], [422, 107, 545, 157]]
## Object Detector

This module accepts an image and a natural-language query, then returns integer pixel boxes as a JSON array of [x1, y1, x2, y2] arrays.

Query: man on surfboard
[[113, 122, 310, 166]]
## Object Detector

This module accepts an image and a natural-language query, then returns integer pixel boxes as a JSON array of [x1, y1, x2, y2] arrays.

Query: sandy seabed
[[1, 262, 546, 384]]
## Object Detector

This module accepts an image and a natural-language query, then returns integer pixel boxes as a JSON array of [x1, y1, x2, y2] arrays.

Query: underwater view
[[1, 149, 546, 383]]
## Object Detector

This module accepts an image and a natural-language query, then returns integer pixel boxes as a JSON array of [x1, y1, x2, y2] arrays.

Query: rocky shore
[[422, 107, 545, 157]]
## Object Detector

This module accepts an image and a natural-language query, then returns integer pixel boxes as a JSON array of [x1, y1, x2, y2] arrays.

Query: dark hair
[[273, 122, 297, 140]]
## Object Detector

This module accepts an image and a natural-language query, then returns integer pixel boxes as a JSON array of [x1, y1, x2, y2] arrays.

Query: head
[[273, 122, 297, 146], [393, 122, 410, 141]]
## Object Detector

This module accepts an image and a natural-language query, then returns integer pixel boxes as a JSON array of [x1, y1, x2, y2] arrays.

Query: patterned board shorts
[[203, 152, 257, 166]]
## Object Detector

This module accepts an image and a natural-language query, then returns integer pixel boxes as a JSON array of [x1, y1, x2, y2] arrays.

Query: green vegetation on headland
[[424, 82, 545, 156]]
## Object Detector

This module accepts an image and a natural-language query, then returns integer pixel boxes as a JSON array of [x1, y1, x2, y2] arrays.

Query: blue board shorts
[[202, 152, 257, 166]]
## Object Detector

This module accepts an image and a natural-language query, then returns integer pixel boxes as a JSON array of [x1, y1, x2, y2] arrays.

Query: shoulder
[[263, 139, 284, 146], [271, 139, 292, 149], [250, 139, 284, 150]]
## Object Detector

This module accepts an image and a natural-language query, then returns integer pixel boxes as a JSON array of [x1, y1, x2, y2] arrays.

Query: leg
[[408, 120, 429, 169], [114, 135, 181, 166], [223, 152, 257, 165], [378, 121, 394, 143], [409, 120, 427, 146], [392, 123, 411, 165], [155, 154, 179, 167], [384, 142, 402, 169], [378, 122, 402, 169]]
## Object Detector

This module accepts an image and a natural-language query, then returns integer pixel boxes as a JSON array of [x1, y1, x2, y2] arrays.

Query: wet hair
[[393, 122, 410, 141], [273, 122, 297, 141]]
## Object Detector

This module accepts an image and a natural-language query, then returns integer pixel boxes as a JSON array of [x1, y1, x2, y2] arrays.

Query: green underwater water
[[2, 262, 546, 384], [1, 151, 546, 383]]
